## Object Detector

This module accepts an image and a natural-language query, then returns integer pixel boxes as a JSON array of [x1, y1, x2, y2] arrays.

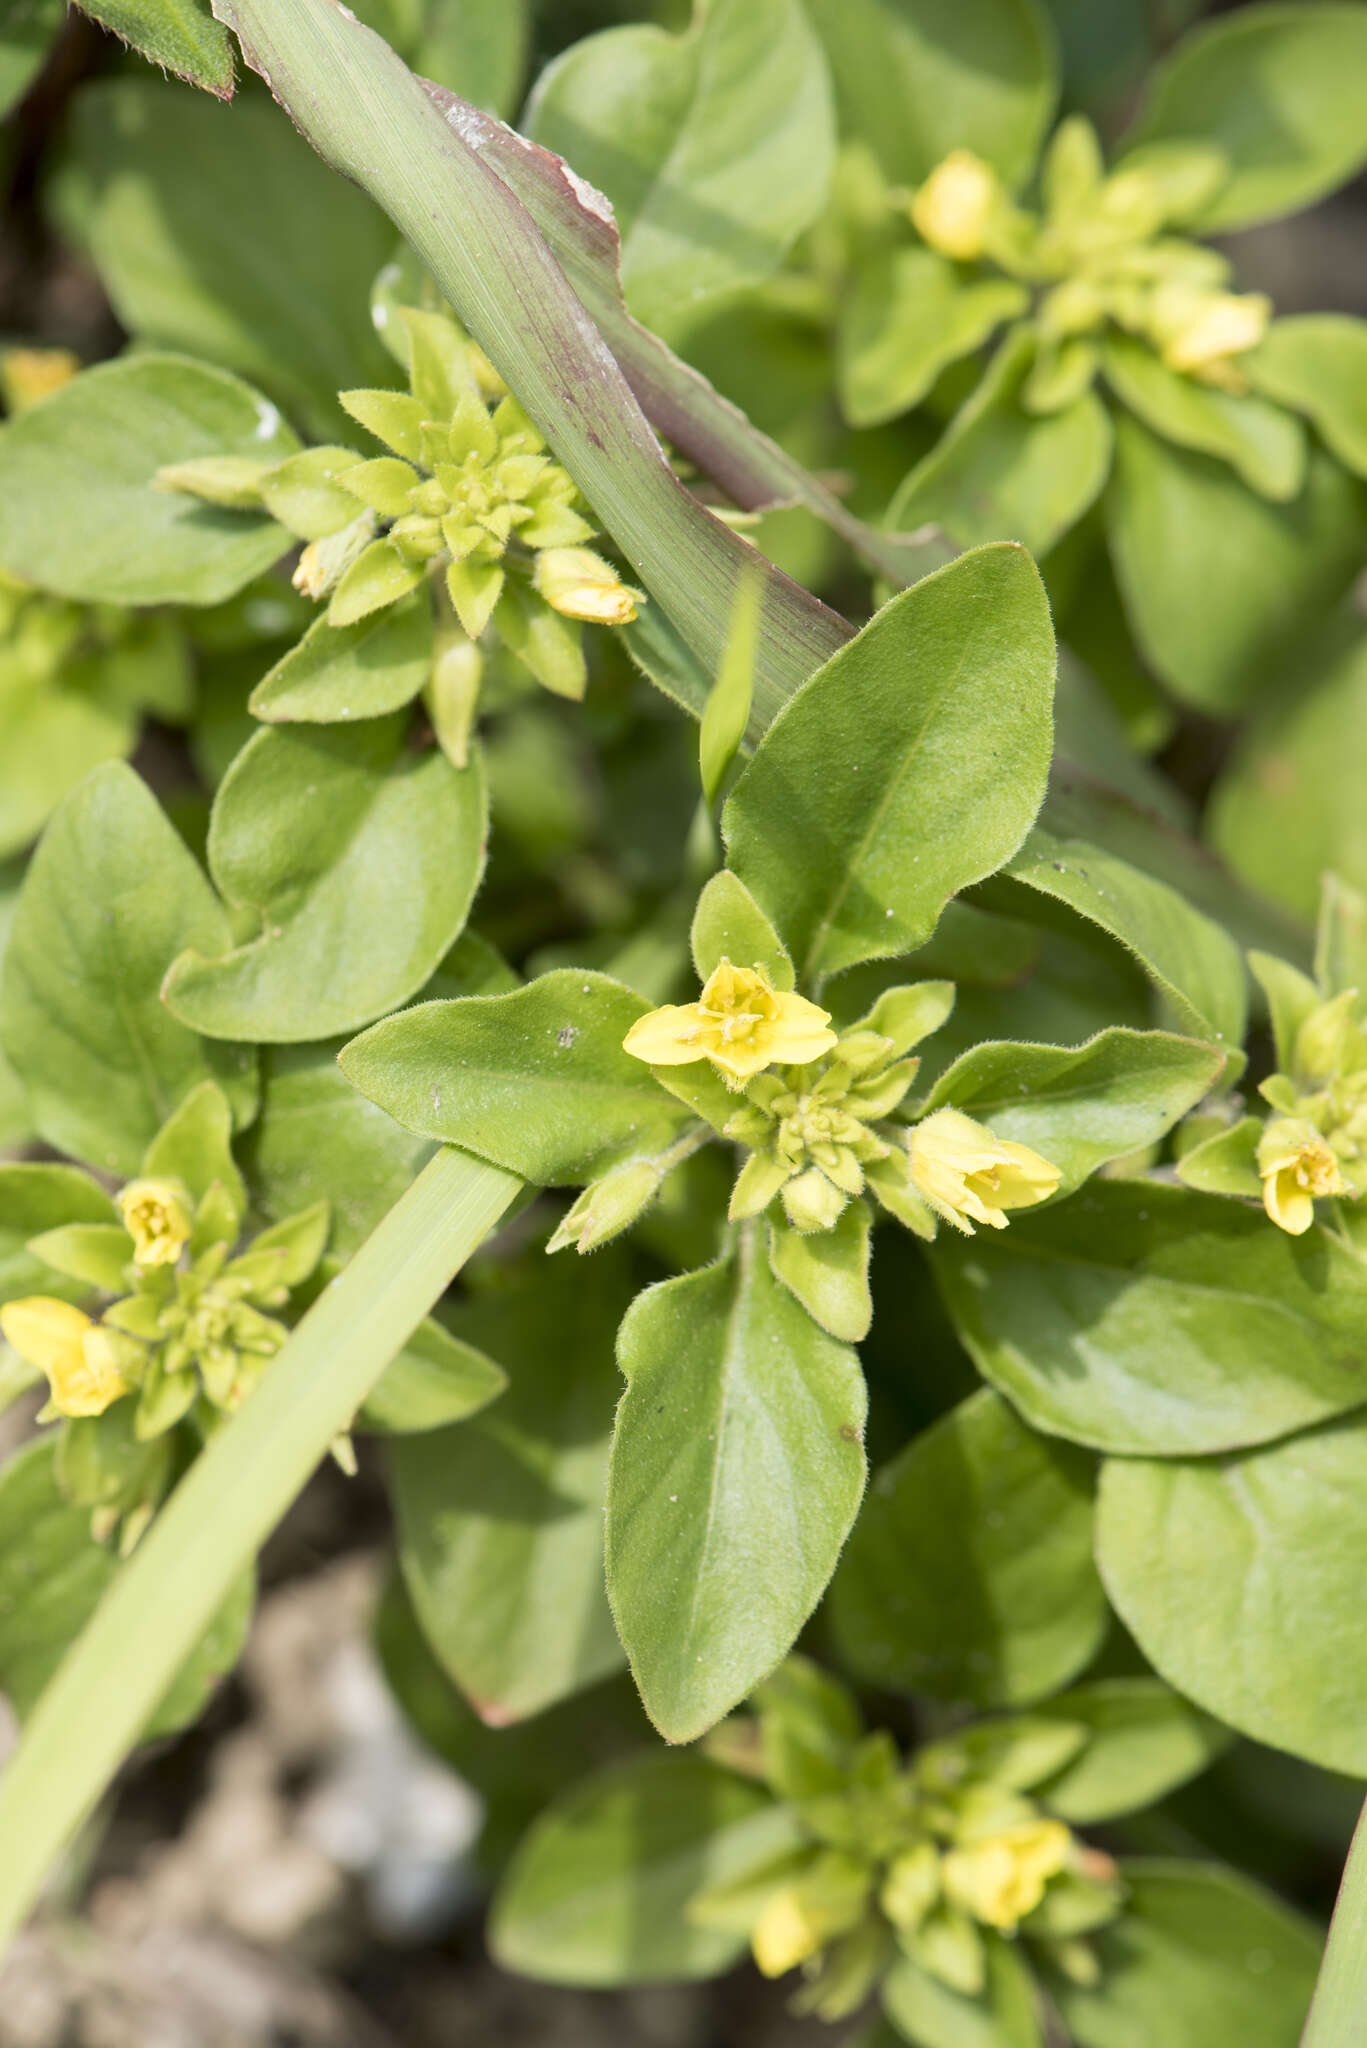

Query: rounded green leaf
[[0, 1164, 118, 1309], [164, 722, 487, 1043], [390, 1252, 634, 1724], [1105, 410, 1367, 716], [1123, 4, 1367, 230], [1248, 315, 1367, 480], [0, 355, 297, 606], [1039, 1861, 1320, 2045], [829, 1388, 1105, 1709], [360, 1313, 507, 1434], [1101, 333, 1306, 502], [340, 970, 691, 1185], [489, 1751, 791, 1985], [1097, 1415, 1367, 1772], [935, 1181, 1367, 1456], [883, 1934, 1043, 2048], [838, 248, 1027, 430], [607, 1235, 867, 1741], [0, 763, 256, 1175], [527, 0, 835, 337], [723, 545, 1056, 986], [62, 80, 397, 440], [919, 1027, 1225, 1195], [804, 0, 1058, 189]]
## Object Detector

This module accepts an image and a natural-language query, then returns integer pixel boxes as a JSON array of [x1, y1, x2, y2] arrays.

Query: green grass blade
[[1300, 1798, 1367, 2047]]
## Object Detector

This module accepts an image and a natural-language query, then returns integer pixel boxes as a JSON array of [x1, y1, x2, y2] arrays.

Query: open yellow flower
[[623, 958, 837, 1087], [908, 1108, 1060, 1233], [942, 1820, 1071, 1931], [0, 1298, 130, 1417], [118, 1177, 193, 1267], [911, 149, 1002, 261], [1258, 1117, 1345, 1235]]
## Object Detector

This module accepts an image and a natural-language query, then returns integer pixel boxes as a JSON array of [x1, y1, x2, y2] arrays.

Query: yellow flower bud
[[911, 150, 1002, 261], [1152, 285, 1270, 382], [118, 1178, 194, 1268], [534, 546, 641, 624], [907, 1108, 1060, 1234], [1, 345, 81, 413], [941, 1819, 1071, 1931], [623, 958, 837, 1088], [1257, 1118, 1345, 1236], [751, 1885, 828, 1978], [0, 1299, 130, 1418]]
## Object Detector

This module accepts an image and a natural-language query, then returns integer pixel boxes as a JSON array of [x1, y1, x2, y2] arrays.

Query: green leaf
[[0, 665, 134, 869], [699, 574, 759, 808], [606, 1234, 866, 1741], [883, 1933, 1044, 2048], [1039, 1861, 1319, 2045], [690, 870, 794, 990], [724, 545, 1055, 986], [1097, 1415, 1367, 1772], [1101, 333, 1305, 501], [1248, 315, 1367, 481], [0, 0, 63, 122], [249, 599, 434, 723], [61, 80, 397, 441], [1208, 625, 1367, 924], [526, 0, 835, 338], [0, 1165, 118, 1309], [1034, 1678, 1230, 1824], [998, 825, 1247, 1056], [0, 1436, 251, 1732], [75, 0, 234, 96], [1, 764, 256, 1175], [391, 1251, 634, 1722], [1105, 409, 1367, 716], [490, 1751, 792, 1985], [837, 248, 1026, 430], [1317, 873, 1367, 1000], [1123, 3, 1367, 231], [919, 1027, 1224, 1194], [0, 355, 296, 607], [887, 331, 1112, 559], [163, 722, 486, 1042], [803, 0, 1059, 188], [768, 1201, 872, 1344], [340, 971, 692, 1185], [360, 1311, 507, 1433], [410, 0, 528, 115], [936, 1181, 1367, 1456], [828, 1388, 1105, 1710], [143, 1077, 244, 1215], [26, 1224, 134, 1295], [1173, 1116, 1262, 1200]]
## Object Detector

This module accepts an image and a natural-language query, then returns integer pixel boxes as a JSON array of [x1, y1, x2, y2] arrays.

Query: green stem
[[1300, 1795, 1367, 2047], [0, 1146, 519, 1948]]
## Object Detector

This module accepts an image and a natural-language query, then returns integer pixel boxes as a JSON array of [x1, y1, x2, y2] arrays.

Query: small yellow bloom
[[534, 545, 641, 624], [623, 958, 837, 1087], [751, 1885, 828, 1978], [1154, 286, 1270, 382], [118, 1178, 193, 1267], [1258, 1118, 1345, 1236], [908, 1108, 1060, 1233], [942, 1819, 1071, 1931], [911, 150, 1001, 261], [0, 1298, 130, 1417]]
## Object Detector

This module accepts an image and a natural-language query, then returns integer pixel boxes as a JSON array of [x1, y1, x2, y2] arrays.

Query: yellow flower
[[1258, 1118, 1345, 1236], [907, 1108, 1060, 1233], [911, 150, 1002, 261], [751, 1885, 828, 1978], [623, 958, 837, 1087], [0, 1298, 130, 1418], [1154, 286, 1270, 384], [0, 345, 80, 412], [534, 545, 641, 624], [942, 1820, 1071, 1931], [118, 1178, 193, 1267]]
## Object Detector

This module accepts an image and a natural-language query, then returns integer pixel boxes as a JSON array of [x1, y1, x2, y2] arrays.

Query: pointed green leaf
[[883, 1933, 1044, 2048], [839, 247, 1026, 429], [250, 598, 433, 723], [25, 1224, 134, 1295], [607, 1234, 867, 1740], [768, 1203, 872, 1343], [143, 1078, 244, 1217], [690, 870, 794, 990], [1248, 314, 1367, 480], [360, 1313, 507, 1434], [724, 545, 1055, 985], [1034, 1679, 1230, 1825], [1101, 333, 1305, 501], [0, 1165, 118, 1308], [75, 0, 233, 96]]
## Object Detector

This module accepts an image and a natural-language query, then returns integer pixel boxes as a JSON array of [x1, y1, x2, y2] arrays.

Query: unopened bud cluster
[[906, 118, 1269, 406], [689, 1658, 1124, 2021]]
